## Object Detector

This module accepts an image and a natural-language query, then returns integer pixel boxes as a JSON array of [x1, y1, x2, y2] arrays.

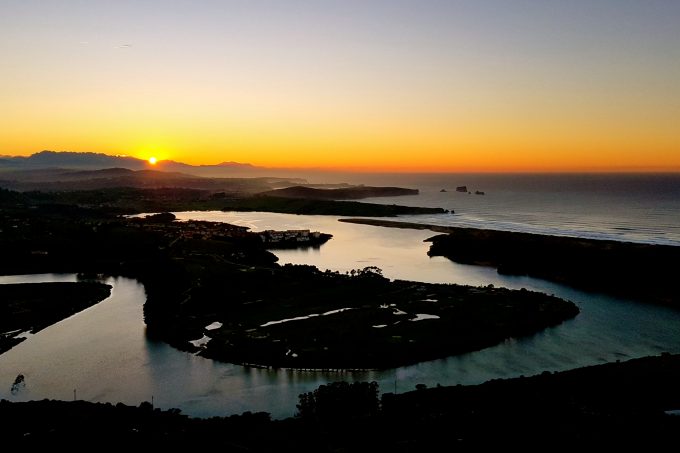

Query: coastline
[[198, 276, 579, 370], [340, 218, 680, 307], [339, 217, 457, 233], [0, 194, 579, 370], [5, 193, 680, 416], [0, 282, 112, 354], [2, 352, 679, 448]]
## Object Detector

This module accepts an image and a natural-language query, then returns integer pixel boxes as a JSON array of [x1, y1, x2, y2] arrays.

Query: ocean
[[323, 173, 680, 246], [2, 173, 679, 418]]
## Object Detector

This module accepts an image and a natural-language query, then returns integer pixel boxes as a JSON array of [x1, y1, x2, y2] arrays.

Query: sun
[[148, 156, 158, 165]]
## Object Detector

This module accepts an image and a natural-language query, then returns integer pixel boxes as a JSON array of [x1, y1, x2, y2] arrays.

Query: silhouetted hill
[[2, 353, 679, 449], [1, 167, 138, 183], [0, 151, 360, 180], [214, 161, 257, 169], [0, 151, 263, 176], [0, 167, 305, 193], [258, 185, 419, 200], [1, 151, 148, 170]]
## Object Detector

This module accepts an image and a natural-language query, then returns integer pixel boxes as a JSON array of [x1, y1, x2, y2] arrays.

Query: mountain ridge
[[0, 151, 263, 175]]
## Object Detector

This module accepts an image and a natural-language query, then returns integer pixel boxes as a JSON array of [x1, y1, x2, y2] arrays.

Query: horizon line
[[3, 150, 680, 174]]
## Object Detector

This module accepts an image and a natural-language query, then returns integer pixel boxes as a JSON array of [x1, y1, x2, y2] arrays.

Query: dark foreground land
[[220, 195, 446, 216], [0, 188, 575, 368], [0, 186, 445, 217], [341, 218, 680, 308], [2, 353, 679, 449], [1, 186, 678, 447], [200, 268, 577, 369], [0, 282, 112, 354], [257, 185, 419, 199]]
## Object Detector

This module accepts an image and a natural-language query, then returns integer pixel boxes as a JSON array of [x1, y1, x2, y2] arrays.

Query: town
[[131, 212, 332, 249]]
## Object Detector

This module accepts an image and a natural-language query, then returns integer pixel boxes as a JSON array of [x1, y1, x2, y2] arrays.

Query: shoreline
[[0, 194, 579, 371], [339, 217, 679, 245], [339, 217, 457, 233], [340, 218, 680, 307], [2, 352, 679, 447], [0, 281, 112, 355], [197, 274, 578, 370]]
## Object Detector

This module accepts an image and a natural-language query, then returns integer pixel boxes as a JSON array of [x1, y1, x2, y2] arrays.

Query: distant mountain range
[[0, 151, 418, 195], [0, 151, 262, 176], [0, 152, 312, 192], [0, 166, 305, 193]]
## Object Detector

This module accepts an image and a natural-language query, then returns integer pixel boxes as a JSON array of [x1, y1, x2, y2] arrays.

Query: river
[[2, 211, 680, 418]]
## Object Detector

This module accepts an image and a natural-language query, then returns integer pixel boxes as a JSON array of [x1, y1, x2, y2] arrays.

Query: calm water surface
[[331, 173, 680, 245], [2, 210, 680, 418]]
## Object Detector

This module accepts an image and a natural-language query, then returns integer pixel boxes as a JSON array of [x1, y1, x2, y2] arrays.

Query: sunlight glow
[[148, 157, 157, 165], [2, 2, 679, 172]]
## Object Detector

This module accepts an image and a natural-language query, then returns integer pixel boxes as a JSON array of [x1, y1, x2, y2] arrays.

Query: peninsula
[[0, 281, 112, 353], [1, 189, 576, 369], [198, 268, 578, 369], [0, 186, 446, 217], [256, 185, 419, 199], [340, 218, 680, 307]]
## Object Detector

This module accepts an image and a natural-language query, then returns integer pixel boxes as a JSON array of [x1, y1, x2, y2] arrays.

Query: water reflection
[[1, 212, 680, 419]]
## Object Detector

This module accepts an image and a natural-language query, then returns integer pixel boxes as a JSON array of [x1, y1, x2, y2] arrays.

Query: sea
[[324, 172, 680, 246], [1, 172, 679, 419]]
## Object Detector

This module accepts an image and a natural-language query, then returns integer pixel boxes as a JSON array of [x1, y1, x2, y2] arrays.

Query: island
[[197, 267, 578, 369]]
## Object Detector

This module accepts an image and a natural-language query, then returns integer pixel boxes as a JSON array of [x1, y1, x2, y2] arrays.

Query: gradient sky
[[1, 0, 679, 171]]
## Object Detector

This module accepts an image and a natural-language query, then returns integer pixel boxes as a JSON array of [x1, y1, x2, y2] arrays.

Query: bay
[[3, 210, 679, 419]]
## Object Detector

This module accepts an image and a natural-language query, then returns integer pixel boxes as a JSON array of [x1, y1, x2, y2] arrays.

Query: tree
[[296, 381, 380, 421], [358, 266, 383, 278]]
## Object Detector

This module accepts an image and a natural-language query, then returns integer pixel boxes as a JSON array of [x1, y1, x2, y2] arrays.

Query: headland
[[340, 218, 680, 307]]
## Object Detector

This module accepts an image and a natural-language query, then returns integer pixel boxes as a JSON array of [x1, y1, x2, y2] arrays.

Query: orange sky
[[1, 1, 679, 172]]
